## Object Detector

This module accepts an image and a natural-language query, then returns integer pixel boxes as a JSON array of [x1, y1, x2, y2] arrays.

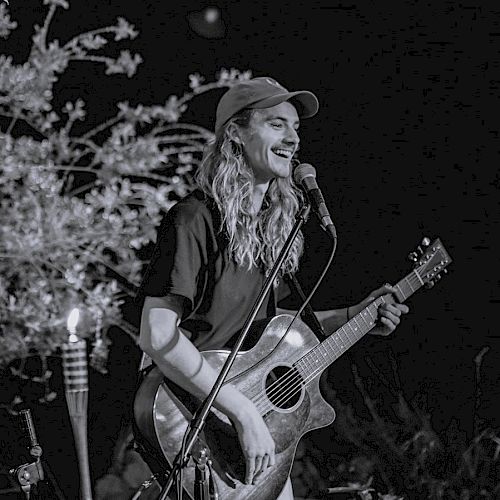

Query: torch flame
[[67, 308, 80, 339]]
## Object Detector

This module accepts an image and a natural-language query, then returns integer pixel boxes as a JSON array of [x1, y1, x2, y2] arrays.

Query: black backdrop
[[1, 0, 499, 497]]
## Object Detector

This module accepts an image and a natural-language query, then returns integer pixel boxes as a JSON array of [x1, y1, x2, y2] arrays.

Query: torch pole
[[62, 338, 93, 500]]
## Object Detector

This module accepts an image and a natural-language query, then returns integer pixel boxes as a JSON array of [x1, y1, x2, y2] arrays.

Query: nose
[[284, 126, 300, 147]]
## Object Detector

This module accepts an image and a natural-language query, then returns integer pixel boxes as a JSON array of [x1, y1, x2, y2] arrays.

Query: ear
[[227, 122, 244, 145]]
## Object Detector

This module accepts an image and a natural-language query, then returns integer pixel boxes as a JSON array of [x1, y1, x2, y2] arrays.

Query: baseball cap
[[215, 76, 319, 133]]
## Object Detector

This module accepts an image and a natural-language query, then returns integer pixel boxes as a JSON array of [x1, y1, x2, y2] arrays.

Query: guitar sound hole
[[265, 365, 303, 409]]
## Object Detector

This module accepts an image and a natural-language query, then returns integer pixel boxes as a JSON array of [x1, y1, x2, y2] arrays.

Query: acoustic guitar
[[134, 238, 452, 499]]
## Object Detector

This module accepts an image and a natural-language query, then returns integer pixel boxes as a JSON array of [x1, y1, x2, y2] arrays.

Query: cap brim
[[249, 90, 319, 119]]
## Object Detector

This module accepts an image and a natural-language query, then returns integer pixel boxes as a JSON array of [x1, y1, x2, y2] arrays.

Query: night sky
[[2, 0, 499, 497]]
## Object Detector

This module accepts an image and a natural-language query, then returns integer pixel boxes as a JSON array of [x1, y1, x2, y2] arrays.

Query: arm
[[276, 306, 349, 333], [139, 295, 275, 484], [277, 284, 409, 337]]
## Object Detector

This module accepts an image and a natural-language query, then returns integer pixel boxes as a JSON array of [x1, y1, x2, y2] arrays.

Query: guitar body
[[134, 315, 336, 500], [133, 238, 453, 499]]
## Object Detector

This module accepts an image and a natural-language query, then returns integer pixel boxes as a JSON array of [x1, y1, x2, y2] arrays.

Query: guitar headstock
[[408, 237, 452, 288]]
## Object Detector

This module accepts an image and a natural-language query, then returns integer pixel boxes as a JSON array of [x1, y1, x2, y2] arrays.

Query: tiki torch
[[62, 308, 93, 500]]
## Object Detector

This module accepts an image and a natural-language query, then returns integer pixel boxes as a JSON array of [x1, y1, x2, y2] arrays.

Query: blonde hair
[[195, 110, 304, 275]]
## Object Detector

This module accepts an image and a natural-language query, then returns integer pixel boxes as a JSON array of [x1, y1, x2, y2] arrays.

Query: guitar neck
[[294, 269, 425, 380]]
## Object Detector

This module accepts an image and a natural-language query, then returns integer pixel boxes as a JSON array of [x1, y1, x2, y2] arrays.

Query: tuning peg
[[424, 281, 435, 289], [408, 251, 419, 262], [421, 237, 431, 247]]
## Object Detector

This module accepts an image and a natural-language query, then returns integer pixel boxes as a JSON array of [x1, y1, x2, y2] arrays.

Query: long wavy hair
[[195, 109, 304, 276]]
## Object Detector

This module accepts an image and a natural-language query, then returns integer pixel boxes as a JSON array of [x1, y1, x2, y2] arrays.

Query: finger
[[254, 455, 263, 477], [384, 303, 402, 316], [379, 316, 395, 334], [398, 304, 410, 314], [268, 450, 276, 467], [245, 458, 255, 485], [380, 314, 399, 328], [369, 283, 398, 302], [254, 454, 270, 482], [382, 307, 401, 322], [383, 303, 409, 318], [371, 283, 393, 299]]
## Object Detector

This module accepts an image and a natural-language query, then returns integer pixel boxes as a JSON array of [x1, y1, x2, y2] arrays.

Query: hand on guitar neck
[[349, 283, 410, 337]]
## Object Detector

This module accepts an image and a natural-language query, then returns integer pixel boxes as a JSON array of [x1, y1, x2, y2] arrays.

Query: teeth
[[274, 149, 292, 158]]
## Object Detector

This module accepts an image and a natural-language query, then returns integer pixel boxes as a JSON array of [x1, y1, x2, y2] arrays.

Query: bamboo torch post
[[62, 308, 93, 500]]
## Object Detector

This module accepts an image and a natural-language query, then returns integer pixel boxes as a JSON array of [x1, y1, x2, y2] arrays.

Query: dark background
[[1, 0, 499, 497]]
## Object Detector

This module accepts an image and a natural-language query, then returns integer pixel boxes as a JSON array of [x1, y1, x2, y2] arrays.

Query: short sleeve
[[137, 214, 204, 311]]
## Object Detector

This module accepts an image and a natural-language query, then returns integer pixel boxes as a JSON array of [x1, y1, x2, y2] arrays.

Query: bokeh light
[[187, 6, 225, 39]]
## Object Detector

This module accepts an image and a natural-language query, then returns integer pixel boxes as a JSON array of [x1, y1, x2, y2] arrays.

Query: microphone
[[293, 163, 337, 239]]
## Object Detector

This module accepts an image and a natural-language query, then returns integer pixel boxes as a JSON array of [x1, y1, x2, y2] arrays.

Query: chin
[[279, 164, 292, 178], [272, 162, 291, 179]]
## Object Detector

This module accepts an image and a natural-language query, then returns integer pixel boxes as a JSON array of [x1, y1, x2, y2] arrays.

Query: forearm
[[277, 283, 409, 339], [276, 307, 349, 335], [141, 322, 249, 422]]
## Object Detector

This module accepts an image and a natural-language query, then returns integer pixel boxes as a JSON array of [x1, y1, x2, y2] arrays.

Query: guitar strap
[[284, 273, 326, 338]]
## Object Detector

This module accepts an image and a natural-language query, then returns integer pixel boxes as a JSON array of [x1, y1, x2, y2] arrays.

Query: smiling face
[[235, 101, 300, 184]]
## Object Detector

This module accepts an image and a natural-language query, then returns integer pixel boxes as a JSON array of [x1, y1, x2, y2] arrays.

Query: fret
[[352, 316, 362, 333], [413, 268, 424, 286], [331, 332, 344, 352], [404, 275, 416, 293], [295, 358, 308, 378], [319, 344, 329, 361], [366, 306, 376, 321], [323, 341, 334, 358], [338, 327, 350, 345], [301, 356, 314, 378], [347, 323, 358, 337], [339, 330, 351, 349], [295, 359, 306, 377], [394, 282, 404, 302], [359, 310, 372, 328], [398, 280, 412, 301]]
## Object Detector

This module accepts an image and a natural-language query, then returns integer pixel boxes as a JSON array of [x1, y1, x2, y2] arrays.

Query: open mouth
[[272, 148, 293, 159]]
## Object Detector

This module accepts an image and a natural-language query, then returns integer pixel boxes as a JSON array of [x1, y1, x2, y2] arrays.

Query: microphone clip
[[10, 460, 45, 498]]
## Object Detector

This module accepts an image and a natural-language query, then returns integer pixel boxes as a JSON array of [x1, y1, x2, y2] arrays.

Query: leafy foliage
[[0, 1, 251, 392]]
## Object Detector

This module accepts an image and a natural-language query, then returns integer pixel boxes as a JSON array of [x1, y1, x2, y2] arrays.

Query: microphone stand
[[157, 202, 311, 500], [10, 409, 45, 500]]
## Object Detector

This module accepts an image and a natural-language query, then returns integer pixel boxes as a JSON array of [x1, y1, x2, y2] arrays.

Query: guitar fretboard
[[294, 269, 425, 382]]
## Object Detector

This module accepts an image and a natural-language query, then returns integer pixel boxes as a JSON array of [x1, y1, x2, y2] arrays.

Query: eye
[[269, 121, 283, 129]]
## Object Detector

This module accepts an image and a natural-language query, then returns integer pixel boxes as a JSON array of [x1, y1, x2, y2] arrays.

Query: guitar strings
[[252, 300, 383, 413], [263, 270, 423, 411], [253, 272, 423, 415], [252, 278, 412, 413], [257, 272, 423, 413], [261, 273, 422, 413], [252, 296, 387, 413]]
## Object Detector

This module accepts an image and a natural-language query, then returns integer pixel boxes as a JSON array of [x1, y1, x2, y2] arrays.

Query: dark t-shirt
[[137, 190, 289, 351]]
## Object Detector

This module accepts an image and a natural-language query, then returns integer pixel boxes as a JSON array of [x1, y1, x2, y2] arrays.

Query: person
[[137, 76, 409, 499]]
